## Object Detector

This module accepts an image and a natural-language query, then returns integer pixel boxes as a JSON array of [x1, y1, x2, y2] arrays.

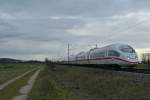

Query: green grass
[[0, 63, 40, 84], [27, 64, 71, 100], [28, 64, 150, 100], [0, 68, 37, 100]]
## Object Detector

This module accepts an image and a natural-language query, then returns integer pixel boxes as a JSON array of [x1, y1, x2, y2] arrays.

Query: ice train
[[64, 44, 139, 67]]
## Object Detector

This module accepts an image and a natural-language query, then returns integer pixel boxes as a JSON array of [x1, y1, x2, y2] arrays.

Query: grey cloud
[[0, 0, 150, 60], [1, 0, 150, 17]]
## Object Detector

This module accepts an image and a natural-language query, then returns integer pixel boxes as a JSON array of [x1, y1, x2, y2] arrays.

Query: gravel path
[[12, 69, 41, 100], [0, 68, 37, 90]]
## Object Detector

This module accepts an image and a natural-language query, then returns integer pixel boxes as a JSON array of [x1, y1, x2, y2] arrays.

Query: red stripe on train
[[90, 57, 138, 64]]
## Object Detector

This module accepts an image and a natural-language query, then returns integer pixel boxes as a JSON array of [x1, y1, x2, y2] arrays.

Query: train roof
[[70, 44, 134, 58], [97, 43, 132, 48], [88, 43, 133, 52], [105, 43, 131, 47]]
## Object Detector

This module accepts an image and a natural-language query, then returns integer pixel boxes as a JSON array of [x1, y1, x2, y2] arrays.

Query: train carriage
[[66, 44, 139, 68]]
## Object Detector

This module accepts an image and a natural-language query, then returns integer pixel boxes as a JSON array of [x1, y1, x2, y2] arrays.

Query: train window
[[97, 52, 105, 57], [108, 50, 120, 57], [119, 45, 135, 53]]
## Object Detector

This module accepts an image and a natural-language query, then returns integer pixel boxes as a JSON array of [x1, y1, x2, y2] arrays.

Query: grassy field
[[0, 69, 37, 100], [27, 64, 70, 100], [0, 63, 40, 84], [28, 64, 150, 100]]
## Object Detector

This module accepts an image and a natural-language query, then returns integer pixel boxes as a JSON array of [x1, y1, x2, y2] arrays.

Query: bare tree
[[141, 53, 150, 64]]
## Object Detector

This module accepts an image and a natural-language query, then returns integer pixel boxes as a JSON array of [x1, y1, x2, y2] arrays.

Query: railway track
[[123, 68, 150, 74], [57, 64, 150, 74]]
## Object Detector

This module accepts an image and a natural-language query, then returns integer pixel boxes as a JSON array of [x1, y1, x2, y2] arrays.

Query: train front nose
[[126, 53, 139, 64]]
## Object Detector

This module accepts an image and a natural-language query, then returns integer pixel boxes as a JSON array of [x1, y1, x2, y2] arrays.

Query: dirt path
[[0, 68, 38, 90], [12, 69, 41, 100]]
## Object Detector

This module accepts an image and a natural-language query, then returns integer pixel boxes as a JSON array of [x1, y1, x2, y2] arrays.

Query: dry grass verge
[[28, 64, 150, 100]]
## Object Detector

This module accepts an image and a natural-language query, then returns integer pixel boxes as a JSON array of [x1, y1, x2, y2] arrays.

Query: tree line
[[141, 53, 150, 64]]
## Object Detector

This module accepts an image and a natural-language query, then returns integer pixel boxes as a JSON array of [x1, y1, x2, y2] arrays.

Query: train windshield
[[119, 45, 135, 53], [108, 50, 120, 57]]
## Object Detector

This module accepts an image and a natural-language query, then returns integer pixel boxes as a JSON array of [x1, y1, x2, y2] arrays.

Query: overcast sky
[[0, 0, 150, 60]]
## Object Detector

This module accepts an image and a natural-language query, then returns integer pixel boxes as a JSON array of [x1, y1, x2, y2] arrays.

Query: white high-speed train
[[64, 44, 139, 67]]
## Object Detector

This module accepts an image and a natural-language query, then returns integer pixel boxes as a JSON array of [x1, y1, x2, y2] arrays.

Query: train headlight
[[135, 57, 138, 60], [126, 55, 130, 59]]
